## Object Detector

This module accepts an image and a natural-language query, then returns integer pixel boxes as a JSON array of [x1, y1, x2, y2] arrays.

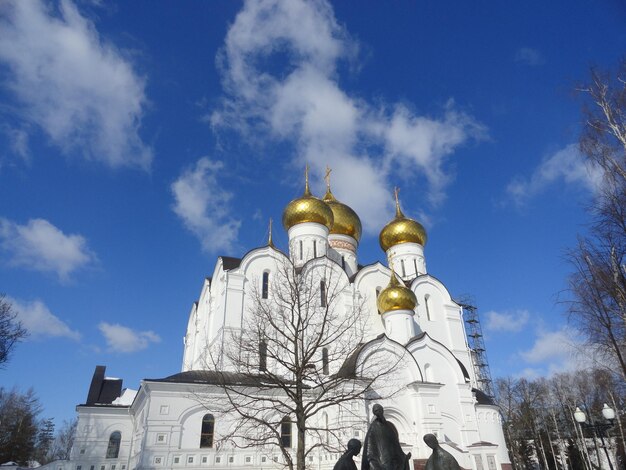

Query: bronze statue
[[333, 438, 362, 470], [362, 404, 411, 470], [423, 434, 460, 470]]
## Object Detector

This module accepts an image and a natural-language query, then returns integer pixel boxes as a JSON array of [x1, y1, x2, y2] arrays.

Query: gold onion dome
[[379, 188, 427, 252], [282, 167, 334, 231], [377, 270, 417, 314], [322, 168, 362, 242]]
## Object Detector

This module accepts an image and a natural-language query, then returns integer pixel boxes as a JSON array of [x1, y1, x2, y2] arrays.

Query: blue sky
[[0, 0, 624, 424]]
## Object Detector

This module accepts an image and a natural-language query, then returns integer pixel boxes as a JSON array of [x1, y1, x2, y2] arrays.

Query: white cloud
[[98, 322, 160, 353], [506, 144, 603, 206], [518, 326, 586, 375], [0, 0, 151, 168], [1, 125, 30, 162], [8, 296, 80, 340], [211, 0, 485, 232], [0, 217, 96, 281], [171, 158, 241, 254], [484, 309, 530, 333], [514, 47, 545, 66]]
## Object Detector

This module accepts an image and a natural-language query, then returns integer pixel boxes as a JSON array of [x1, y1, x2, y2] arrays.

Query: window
[[262, 272, 269, 299], [77, 466, 82, 470], [401, 259, 406, 277], [101, 466, 105, 470], [322, 347, 329, 375], [299, 240, 303, 260], [245, 456, 251, 463], [341, 256, 345, 270], [424, 295, 431, 321], [320, 280, 326, 307], [90, 466, 95, 470], [313, 240, 317, 258], [156, 433, 166, 443], [80, 449, 85, 454], [261, 457, 267, 463], [174, 457, 180, 464], [228, 457, 234, 463], [111, 466, 116, 470], [200, 414, 215, 448], [202, 457, 207, 464], [413, 259, 418, 276], [280, 416, 292, 448], [159, 405, 169, 415], [106, 431, 121, 459], [259, 341, 267, 372], [188, 457, 194, 464], [487, 455, 497, 470], [474, 455, 485, 470], [215, 457, 221, 463]]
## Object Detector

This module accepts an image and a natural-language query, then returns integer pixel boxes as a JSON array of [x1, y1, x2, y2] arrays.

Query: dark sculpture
[[423, 434, 460, 470], [362, 404, 411, 470], [333, 438, 362, 470]]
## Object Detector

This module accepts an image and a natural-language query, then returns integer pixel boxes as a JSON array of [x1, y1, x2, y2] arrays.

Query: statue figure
[[362, 404, 411, 470], [423, 434, 460, 470], [333, 438, 362, 470]]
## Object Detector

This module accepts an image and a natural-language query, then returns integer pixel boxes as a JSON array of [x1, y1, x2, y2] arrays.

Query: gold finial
[[268, 218, 274, 247], [304, 164, 311, 196], [324, 165, 332, 192], [389, 268, 400, 287], [394, 187, 404, 218]]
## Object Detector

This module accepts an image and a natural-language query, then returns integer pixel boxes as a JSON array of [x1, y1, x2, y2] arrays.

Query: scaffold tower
[[459, 300, 495, 397]]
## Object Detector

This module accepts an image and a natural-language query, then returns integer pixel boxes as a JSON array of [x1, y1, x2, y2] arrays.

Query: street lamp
[[574, 404, 616, 470]]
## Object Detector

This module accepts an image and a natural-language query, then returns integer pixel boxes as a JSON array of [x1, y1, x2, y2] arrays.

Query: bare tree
[[567, 60, 626, 379], [205, 257, 402, 470], [48, 418, 77, 461], [0, 294, 27, 368]]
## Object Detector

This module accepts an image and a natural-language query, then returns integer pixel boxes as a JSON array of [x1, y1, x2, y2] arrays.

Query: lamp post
[[574, 404, 616, 470]]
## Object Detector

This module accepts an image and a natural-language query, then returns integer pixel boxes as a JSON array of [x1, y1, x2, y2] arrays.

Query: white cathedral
[[53, 171, 511, 470]]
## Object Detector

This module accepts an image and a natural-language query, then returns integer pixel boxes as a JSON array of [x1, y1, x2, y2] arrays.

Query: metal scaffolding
[[459, 300, 495, 397]]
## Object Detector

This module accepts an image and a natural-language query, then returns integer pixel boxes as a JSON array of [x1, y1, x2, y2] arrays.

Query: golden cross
[[324, 166, 332, 192], [394, 187, 403, 217], [304, 164, 310, 195]]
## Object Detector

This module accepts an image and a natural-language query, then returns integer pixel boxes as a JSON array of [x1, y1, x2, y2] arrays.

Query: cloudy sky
[[0, 0, 624, 423]]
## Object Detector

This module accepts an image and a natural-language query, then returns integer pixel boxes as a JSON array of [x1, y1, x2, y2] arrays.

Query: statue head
[[423, 433, 439, 449], [347, 438, 362, 456], [372, 403, 384, 419]]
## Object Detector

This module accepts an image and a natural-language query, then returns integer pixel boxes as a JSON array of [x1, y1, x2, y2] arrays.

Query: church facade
[[53, 173, 511, 470]]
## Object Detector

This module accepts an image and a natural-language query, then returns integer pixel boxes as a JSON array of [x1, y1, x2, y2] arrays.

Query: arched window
[[299, 240, 303, 260], [106, 431, 121, 458], [200, 414, 215, 448], [313, 240, 317, 258], [280, 416, 292, 448], [425, 295, 431, 321], [322, 347, 329, 375], [376, 287, 381, 298], [341, 256, 345, 270], [259, 341, 267, 372], [400, 259, 406, 277], [262, 272, 269, 299], [320, 280, 326, 307], [413, 259, 418, 276]]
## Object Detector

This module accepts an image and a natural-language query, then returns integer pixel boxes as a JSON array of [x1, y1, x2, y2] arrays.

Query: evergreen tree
[[35, 418, 55, 464], [0, 388, 41, 465]]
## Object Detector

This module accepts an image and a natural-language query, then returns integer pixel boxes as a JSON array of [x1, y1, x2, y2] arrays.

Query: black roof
[[472, 388, 495, 405], [146, 370, 292, 387], [221, 256, 242, 271]]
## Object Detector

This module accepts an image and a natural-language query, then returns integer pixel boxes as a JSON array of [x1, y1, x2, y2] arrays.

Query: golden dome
[[282, 168, 334, 231], [379, 188, 427, 252], [322, 169, 362, 241], [377, 270, 417, 314]]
